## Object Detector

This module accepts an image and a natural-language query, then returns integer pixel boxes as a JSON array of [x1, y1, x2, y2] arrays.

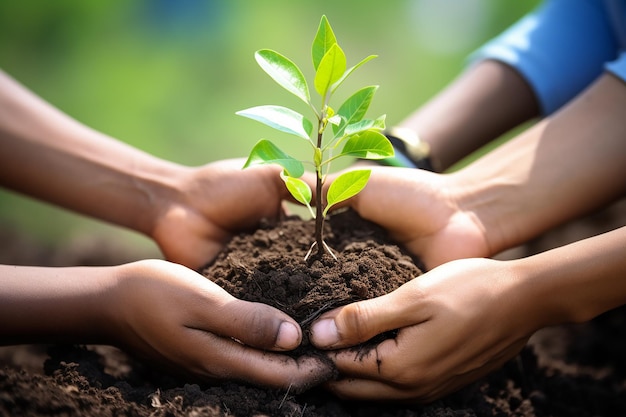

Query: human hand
[[151, 159, 289, 269], [109, 259, 334, 391], [310, 258, 540, 402], [348, 166, 490, 269]]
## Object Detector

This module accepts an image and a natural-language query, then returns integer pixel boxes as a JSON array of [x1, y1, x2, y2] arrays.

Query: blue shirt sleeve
[[607, 51, 626, 81], [469, 0, 622, 115]]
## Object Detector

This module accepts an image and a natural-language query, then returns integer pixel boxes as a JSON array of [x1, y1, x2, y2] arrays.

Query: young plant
[[238, 15, 393, 260]]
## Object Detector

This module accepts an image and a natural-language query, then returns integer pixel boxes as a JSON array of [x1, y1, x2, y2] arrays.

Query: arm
[[0, 69, 177, 236], [452, 71, 626, 256], [399, 59, 539, 171], [0, 259, 333, 390], [0, 70, 289, 268], [394, 0, 620, 172]]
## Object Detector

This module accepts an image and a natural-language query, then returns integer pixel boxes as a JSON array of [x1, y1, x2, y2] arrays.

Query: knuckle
[[381, 357, 434, 393], [337, 302, 375, 344], [236, 303, 280, 348]]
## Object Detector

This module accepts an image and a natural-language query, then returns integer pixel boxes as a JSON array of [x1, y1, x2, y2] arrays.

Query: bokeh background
[[0, 0, 539, 259]]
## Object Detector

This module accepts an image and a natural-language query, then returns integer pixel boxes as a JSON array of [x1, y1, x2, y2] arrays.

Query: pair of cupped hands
[[116, 158, 530, 403]]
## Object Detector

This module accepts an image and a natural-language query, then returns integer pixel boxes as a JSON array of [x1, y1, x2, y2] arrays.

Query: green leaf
[[333, 86, 378, 136], [243, 139, 305, 177], [255, 49, 310, 104], [280, 172, 312, 206], [344, 114, 386, 136], [314, 43, 346, 98], [330, 55, 377, 93], [339, 130, 394, 160], [328, 114, 342, 126], [312, 15, 337, 71], [324, 169, 371, 216], [236, 105, 313, 140]]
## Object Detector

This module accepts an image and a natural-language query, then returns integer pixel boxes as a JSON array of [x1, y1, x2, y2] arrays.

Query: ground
[[1, 201, 625, 416]]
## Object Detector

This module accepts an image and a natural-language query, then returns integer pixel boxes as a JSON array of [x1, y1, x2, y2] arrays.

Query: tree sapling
[[238, 15, 393, 260]]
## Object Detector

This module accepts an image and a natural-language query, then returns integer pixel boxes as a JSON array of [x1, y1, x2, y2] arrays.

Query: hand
[[349, 166, 490, 269], [310, 258, 540, 402], [151, 159, 288, 269], [109, 259, 334, 391]]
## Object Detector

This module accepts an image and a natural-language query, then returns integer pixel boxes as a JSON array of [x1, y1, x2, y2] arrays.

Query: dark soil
[[2, 204, 626, 417], [203, 209, 423, 356]]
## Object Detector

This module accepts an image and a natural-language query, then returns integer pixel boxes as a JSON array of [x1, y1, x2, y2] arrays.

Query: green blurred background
[[0, 0, 539, 259]]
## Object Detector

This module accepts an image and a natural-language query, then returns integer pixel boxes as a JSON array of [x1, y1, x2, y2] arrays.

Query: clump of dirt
[[203, 208, 423, 355]]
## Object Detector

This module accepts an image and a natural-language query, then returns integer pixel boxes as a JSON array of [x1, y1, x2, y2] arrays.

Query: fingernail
[[311, 318, 339, 347], [275, 321, 300, 350]]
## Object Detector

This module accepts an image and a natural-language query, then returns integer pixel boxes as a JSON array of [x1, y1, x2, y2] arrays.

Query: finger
[[226, 300, 304, 351], [350, 167, 412, 215], [169, 268, 304, 352], [326, 376, 458, 403], [310, 281, 425, 349], [184, 328, 336, 393], [189, 290, 303, 351], [327, 378, 415, 402], [328, 336, 402, 381], [324, 336, 452, 403], [327, 334, 526, 403]]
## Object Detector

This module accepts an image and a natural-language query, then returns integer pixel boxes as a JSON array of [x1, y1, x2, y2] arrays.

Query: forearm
[[399, 60, 539, 171], [0, 264, 119, 345], [514, 226, 626, 326], [0, 70, 187, 236], [451, 72, 626, 255]]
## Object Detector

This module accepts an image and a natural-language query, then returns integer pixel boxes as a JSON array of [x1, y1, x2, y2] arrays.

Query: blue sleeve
[[469, 0, 621, 115], [607, 52, 626, 82]]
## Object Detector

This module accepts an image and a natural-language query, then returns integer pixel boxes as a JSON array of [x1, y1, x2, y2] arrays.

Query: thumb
[[309, 284, 422, 349], [217, 299, 302, 351]]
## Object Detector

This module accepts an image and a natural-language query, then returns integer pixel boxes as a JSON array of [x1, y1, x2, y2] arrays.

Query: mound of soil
[[203, 209, 423, 357], [1, 206, 626, 416]]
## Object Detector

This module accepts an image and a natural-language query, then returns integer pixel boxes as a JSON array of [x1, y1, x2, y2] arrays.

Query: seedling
[[238, 15, 393, 260]]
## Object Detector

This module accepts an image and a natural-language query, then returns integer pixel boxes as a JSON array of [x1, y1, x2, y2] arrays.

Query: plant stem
[[314, 127, 325, 259]]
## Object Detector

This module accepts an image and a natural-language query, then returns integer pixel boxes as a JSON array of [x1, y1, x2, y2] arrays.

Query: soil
[[202, 209, 424, 357], [2, 204, 626, 417]]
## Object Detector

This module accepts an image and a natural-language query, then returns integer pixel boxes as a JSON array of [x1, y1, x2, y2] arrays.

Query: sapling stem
[[314, 125, 326, 259]]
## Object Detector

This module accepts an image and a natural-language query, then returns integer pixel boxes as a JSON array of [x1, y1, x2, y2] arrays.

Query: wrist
[[507, 258, 569, 329], [61, 266, 122, 344], [443, 171, 508, 258], [374, 127, 438, 172], [446, 148, 539, 257], [124, 158, 191, 238]]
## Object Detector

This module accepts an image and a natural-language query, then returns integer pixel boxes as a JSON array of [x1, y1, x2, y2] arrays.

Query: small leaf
[[314, 147, 323, 167], [243, 139, 304, 177], [344, 114, 386, 136], [280, 172, 315, 218], [328, 114, 342, 126], [314, 43, 346, 98], [236, 105, 313, 140], [324, 169, 371, 215], [255, 49, 310, 104], [281, 172, 312, 205], [333, 86, 378, 136], [339, 130, 394, 159], [312, 15, 337, 70], [331, 54, 377, 93]]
